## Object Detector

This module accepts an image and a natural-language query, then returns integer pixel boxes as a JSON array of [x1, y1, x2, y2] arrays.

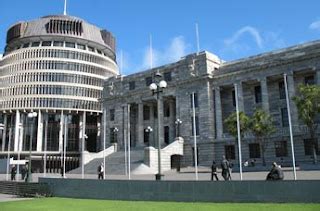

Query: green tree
[[250, 109, 276, 166], [293, 84, 320, 164], [224, 111, 250, 159]]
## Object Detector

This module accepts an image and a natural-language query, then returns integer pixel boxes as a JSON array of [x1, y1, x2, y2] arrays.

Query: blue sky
[[1, 0, 320, 75]]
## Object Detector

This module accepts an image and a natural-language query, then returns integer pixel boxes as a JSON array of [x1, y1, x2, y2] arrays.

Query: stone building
[[0, 14, 118, 172], [104, 40, 320, 168]]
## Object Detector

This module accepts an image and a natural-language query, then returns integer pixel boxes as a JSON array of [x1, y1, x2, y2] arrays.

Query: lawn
[[1, 197, 320, 211]]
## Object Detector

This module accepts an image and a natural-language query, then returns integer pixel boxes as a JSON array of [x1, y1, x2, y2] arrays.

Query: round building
[[0, 15, 118, 172]]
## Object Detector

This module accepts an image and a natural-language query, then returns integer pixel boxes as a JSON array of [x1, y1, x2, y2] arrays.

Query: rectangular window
[[31, 42, 40, 47], [232, 90, 236, 106], [110, 109, 115, 121], [145, 77, 152, 86], [279, 81, 286, 99], [144, 130, 150, 145], [191, 116, 199, 136], [164, 103, 170, 117], [129, 81, 135, 90], [110, 128, 117, 143], [304, 139, 319, 155], [275, 141, 288, 157], [88, 46, 95, 52], [190, 93, 198, 108], [143, 105, 150, 120], [77, 44, 85, 50], [42, 41, 52, 47], [254, 85, 262, 103], [65, 42, 75, 48], [281, 108, 289, 127], [22, 43, 29, 48], [305, 75, 315, 85], [164, 126, 170, 144], [249, 143, 261, 158], [225, 145, 235, 160], [164, 72, 172, 81], [53, 41, 64, 47]]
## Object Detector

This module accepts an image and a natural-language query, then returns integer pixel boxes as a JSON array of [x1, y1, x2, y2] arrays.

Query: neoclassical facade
[[104, 40, 320, 167], [0, 15, 118, 171]]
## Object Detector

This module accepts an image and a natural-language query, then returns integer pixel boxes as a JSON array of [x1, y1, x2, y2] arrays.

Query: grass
[[1, 197, 320, 211]]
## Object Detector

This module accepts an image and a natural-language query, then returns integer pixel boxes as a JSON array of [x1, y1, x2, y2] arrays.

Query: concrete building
[[0, 15, 118, 172], [104, 40, 320, 168]]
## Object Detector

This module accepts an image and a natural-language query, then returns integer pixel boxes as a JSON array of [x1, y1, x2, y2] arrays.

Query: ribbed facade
[[0, 15, 118, 172]]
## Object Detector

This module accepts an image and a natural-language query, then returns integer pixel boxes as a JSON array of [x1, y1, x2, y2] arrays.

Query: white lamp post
[[175, 119, 182, 137], [149, 71, 167, 180], [27, 111, 37, 182], [145, 126, 153, 146]]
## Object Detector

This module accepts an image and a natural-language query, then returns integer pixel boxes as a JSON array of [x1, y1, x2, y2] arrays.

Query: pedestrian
[[228, 160, 233, 180], [266, 162, 284, 181], [211, 160, 219, 181], [98, 163, 104, 180], [60, 165, 64, 178], [220, 156, 230, 181], [21, 165, 26, 180], [24, 164, 29, 182], [11, 165, 17, 181]]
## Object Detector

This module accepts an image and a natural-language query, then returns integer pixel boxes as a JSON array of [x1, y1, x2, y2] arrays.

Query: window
[[164, 72, 172, 81], [281, 108, 289, 127], [275, 141, 288, 157], [249, 143, 261, 158], [305, 75, 315, 85], [191, 116, 199, 136], [129, 81, 135, 90], [31, 42, 40, 47], [65, 42, 75, 48], [225, 145, 235, 160], [190, 93, 198, 108], [232, 90, 236, 106], [144, 130, 150, 145], [143, 105, 150, 120], [110, 128, 117, 143], [304, 139, 319, 155], [164, 103, 170, 117], [109, 109, 115, 121], [254, 85, 262, 103], [42, 41, 51, 47], [145, 77, 152, 86], [77, 44, 85, 50], [279, 81, 286, 99], [53, 41, 63, 47], [22, 43, 29, 48], [88, 46, 95, 52], [164, 126, 170, 144]]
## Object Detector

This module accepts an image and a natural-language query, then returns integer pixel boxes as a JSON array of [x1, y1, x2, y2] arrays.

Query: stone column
[[169, 100, 175, 143], [235, 82, 244, 112], [286, 72, 299, 126], [37, 110, 43, 152], [59, 111, 64, 152], [137, 102, 144, 146], [215, 87, 223, 139], [14, 110, 20, 151], [1, 114, 7, 152], [260, 77, 270, 112]]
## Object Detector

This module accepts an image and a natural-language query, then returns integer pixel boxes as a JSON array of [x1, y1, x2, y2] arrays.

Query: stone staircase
[[68, 148, 145, 175], [0, 181, 50, 196]]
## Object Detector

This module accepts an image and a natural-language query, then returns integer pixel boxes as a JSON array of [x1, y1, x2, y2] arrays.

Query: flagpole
[[127, 104, 131, 180], [284, 73, 297, 180], [195, 23, 200, 54], [234, 83, 243, 180], [192, 92, 198, 180], [149, 34, 153, 69], [81, 111, 86, 179], [63, 0, 67, 15], [103, 108, 106, 180]]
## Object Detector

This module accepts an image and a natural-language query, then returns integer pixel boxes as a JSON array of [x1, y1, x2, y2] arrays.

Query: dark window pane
[[232, 90, 236, 106], [249, 143, 261, 158], [129, 81, 135, 90], [143, 105, 150, 120], [275, 141, 288, 157], [65, 42, 75, 48], [304, 139, 319, 155], [22, 43, 29, 48], [281, 108, 289, 127], [190, 93, 198, 108], [88, 46, 95, 52], [164, 103, 170, 117], [110, 109, 115, 121], [254, 85, 262, 103], [53, 41, 64, 47], [225, 145, 235, 160], [31, 42, 40, 47], [77, 44, 85, 50], [42, 41, 52, 47], [145, 77, 152, 86], [164, 126, 170, 144], [279, 81, 286, 99], [305, 75, 315, 85], [191, 116, 199, 136], [164, 72, 172, 81]]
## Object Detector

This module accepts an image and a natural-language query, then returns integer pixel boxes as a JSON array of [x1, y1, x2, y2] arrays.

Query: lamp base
[[155, 174, 163, 180]]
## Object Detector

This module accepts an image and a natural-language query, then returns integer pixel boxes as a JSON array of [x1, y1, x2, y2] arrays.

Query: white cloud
[[309, 20, 320, 31], [141, 36, 188, 70], [224, 26, 263, 49]]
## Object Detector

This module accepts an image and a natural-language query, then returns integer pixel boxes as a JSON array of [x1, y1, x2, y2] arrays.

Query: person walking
[[266, 162, 284, 181], [211, 160, 219, 181], [98, 163, 104, 180], [21, 165, 26, 181], [220, 156, 231, 181], [11, 165, 17, 181]]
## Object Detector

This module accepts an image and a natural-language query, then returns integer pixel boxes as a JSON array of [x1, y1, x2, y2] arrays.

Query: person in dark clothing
[[221, 156, 231, 181], [266, 162, 284, 181], [11, 165, 17, 181], [97, 163, 104, 180], [211, 160, 219, 181], [21, 165, 26, 180]]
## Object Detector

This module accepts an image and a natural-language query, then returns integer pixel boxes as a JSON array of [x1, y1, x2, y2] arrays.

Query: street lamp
[[27, 111, 37, 182], [145, 126, 153, 146], [149, 71, 167, 180], [113, 127, 119, 143], [175, 119, 182, 137]]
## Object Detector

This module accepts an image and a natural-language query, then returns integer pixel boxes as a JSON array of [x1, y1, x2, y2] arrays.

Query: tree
[[250, 109, 276, 166], [224, 111, 250, 159], [293, 84, 320, 164]]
